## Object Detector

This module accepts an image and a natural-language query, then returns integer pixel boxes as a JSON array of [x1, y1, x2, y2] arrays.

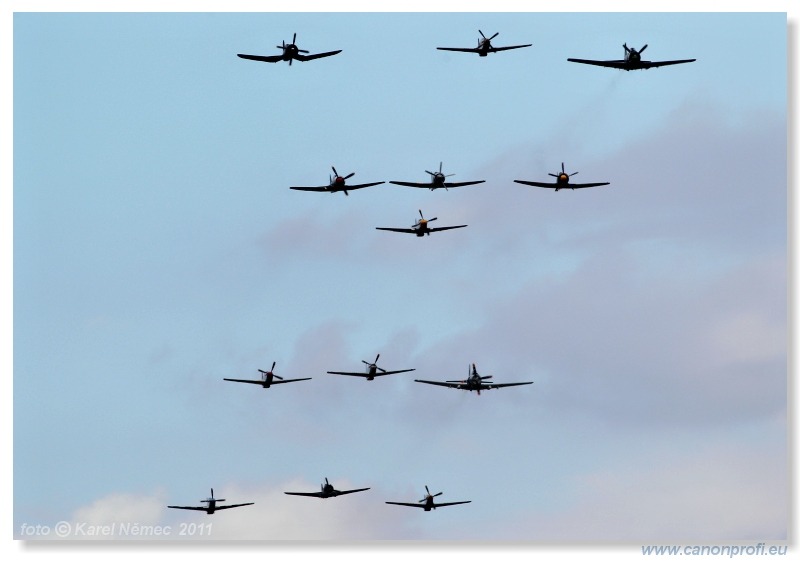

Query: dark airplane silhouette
[[437, 30, 531, 57], [514, 162, 610, 191], [568, 43, 695, 70], [415, 363, 533, 395], [284, 478, 370, 499], [376, 209, 467, 237], [328, 353, 415, 381], [290, 166, 384, 196], [237, 33, 341, 66], [168, 488, 253, 514], [389, 162, 485, 191], [386, 485, 471, 511], [223, 362, 311, 389]]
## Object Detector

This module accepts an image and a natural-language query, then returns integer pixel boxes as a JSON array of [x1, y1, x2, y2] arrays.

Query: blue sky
[[6, 2, 793, 554]]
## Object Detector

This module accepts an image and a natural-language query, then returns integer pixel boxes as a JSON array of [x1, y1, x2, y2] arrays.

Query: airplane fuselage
[[261, 372, 274, 388], [412, 221, 431, 236], [431, 174, 446, 187]]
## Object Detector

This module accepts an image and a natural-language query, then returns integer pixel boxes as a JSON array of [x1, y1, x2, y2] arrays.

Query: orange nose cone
[[559, 174, 568, 181]]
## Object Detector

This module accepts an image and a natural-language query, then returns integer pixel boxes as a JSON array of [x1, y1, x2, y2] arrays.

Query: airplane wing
[[167, 505, 207, 511], [414, 379, 466, 389], [567, 58, 695, 70], [513, 180, 558, 188], [436, 47, 480, 53], [375, 368, 415, 376], [375, 227, 416, 234], [214, 502, 255, 510], [327, 371, 371, 377], [327, 369, 414, 377], [237, 53, 285, 63], [639, 59, 696, 68], [345, 181, 385, 190], [567, 182, 610, 189], [268, 378, 312, 384], [388, 181, 431, 188], [335, 487, 370, 496], [483, 381, 534, 390], [513, 180, 609, 189], [491, 44, 532, 52], [294, 50, 342, 61], [284, 491, 324, 498], [428, 225, 468, 233], [222, 378, 264, 385], [385, 501, 428, 508], [566, 58, 629, 69], [443, 180, 485, 188], [434, 500, 472, 508], [289, 185, 330, 192]]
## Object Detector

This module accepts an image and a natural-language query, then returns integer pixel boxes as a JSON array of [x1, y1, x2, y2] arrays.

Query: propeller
[[417, 209, 438, 224], [362, 353, 386, 372], [426, 161, 455, 179], [259, 362, 282, 379], [479, 30, 499, 41], [203, 488, 225, 502], [420, 485, 443, 502], [548, 162, 578, 179], [331, 166, 355, 181]]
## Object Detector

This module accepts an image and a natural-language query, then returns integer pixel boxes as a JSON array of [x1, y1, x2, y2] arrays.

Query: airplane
[[223, 362, 311, 389], [376, 209, 467, 237], [437, 30, 532, 57], [415, 363, 533, 395], [385, 485, 471, 511], [514, 162, 610, 191], [567, 43, 696, 71], [290, 166, 384, 196], [284, 477, 370, 499], [237, 33, 342, 66], [327, 353, 415, 381], [167, 488, 254, 515], [389, 162, 485, 191]]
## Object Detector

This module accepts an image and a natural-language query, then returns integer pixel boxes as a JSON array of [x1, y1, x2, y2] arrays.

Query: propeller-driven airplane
[[385, 485, 471, 511], [223, 362, 311, 389], [389, 162, 485, 191], [284, 478, 370, 499], [514, 162, 610, 191], [327, 353, 415, 381], [237, 33, 341, 66], [567, 43, 696, 71], [415, 363, 533, 395], [167, 488, 254, 515], [437, 30, 532, 57], [290, 166, 384, 196], [376, 209, 467, 237]]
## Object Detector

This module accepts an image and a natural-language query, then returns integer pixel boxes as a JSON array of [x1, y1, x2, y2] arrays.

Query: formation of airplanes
[[167, 489, 254, 514], [237, 34, 694, 71], [169, 484, 470, 514], [286, 159, 611, 197], [166, 30, 698, 526]]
